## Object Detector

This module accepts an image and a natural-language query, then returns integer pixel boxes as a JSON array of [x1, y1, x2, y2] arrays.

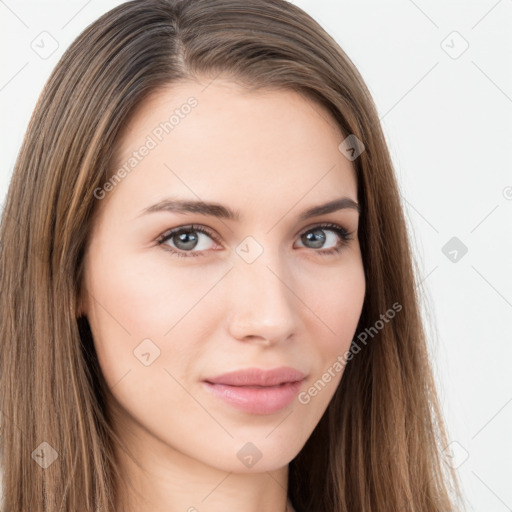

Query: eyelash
[[156, 222, 354, 259]]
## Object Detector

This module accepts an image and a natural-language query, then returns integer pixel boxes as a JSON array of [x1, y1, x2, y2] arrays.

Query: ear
[[76, 286, 89, 319]]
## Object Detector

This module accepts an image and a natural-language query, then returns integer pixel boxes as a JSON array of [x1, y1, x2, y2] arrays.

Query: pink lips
[[202, 367, 306, 415]]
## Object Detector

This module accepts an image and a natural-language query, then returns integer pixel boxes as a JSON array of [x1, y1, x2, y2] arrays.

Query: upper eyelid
[[297, 221, 349, 234], [158, 222, 351, 245], [158, 224, 219, 244]]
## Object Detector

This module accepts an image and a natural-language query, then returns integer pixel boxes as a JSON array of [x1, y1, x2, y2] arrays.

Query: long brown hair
[[0, 0, 466, 510]]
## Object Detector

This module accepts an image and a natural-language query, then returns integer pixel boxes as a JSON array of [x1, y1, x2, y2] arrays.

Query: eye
[[157, 222, 355, 258], [295, 223, 354, 255], [157, 224, 219, 258]]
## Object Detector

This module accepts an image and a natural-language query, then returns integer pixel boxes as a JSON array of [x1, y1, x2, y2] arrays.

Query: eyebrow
[[137, 196, 360, 221]]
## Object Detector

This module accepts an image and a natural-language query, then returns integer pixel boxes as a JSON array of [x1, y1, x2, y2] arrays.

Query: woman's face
[[81, 78, 365, 474]]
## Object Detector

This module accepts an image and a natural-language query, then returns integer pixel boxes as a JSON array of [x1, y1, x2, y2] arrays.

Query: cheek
[[83, 248, 223, 387], [302, 258, 365, 353], [293, 265, 365, 422], [83, 256, 203, 430], [86, 247, 215, 336]]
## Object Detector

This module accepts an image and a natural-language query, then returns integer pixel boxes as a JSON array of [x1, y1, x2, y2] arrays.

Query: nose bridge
[[226, 239, 298, 343]]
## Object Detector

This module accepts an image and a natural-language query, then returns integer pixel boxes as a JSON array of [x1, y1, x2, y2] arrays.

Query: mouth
[[202, 367, 306, 415]]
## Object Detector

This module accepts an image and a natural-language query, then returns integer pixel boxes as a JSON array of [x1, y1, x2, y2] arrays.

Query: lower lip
[[202, 380, 304, 415]]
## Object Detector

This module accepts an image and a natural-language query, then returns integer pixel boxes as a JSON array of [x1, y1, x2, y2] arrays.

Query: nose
[[225, 252, 299, 346]]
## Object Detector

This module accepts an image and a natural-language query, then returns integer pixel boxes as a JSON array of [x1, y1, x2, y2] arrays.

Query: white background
[[1, 1, 511, 510]]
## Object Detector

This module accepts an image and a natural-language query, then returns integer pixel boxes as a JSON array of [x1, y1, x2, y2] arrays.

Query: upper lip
[[203, 367, 306, 387]]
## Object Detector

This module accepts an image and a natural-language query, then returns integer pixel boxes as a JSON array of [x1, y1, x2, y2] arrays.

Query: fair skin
[[80, 78, 365, 512]]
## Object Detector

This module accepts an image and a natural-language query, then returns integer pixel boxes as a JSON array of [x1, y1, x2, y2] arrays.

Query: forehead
[[106, 78, 358, 219]]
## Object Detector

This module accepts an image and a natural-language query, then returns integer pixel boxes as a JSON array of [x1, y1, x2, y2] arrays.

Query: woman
[[0, 0, 466, 510]]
